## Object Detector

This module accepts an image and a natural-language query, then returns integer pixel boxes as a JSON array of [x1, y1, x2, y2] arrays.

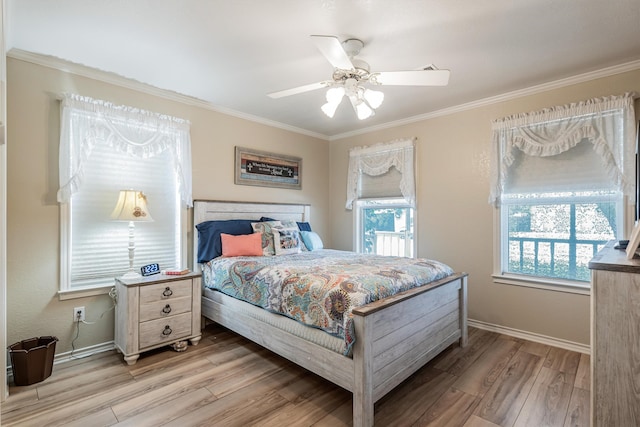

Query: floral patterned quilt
[[202, 249, 454, 355]]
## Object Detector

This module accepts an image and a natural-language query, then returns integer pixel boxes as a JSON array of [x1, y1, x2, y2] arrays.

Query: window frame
[[493, 194, 631, 295], [354, 198, 417, 258], [489, 94, 636, 294], [56, 94, 192, 300]]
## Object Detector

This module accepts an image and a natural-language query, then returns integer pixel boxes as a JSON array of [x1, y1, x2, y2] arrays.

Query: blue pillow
[[260, 216, 277, 222], [196, 220, 254, 263], [297, 222, 312, 232], [300, 231, 323, 251]]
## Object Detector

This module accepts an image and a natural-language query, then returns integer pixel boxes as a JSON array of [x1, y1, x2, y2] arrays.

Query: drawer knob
[[162, 325, 173, 336], [162, 304, 172, 315], [162, 287, 173, 297]]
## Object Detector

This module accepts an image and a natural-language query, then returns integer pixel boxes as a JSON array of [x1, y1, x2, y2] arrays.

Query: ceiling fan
[[267, 35, 450, 120]]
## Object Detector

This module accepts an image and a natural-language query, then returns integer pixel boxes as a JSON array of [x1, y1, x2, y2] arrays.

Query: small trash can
[[8, 336, 58, 386]]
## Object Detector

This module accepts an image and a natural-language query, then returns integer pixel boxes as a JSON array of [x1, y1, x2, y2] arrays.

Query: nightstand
[[114, 272, 202, 365]]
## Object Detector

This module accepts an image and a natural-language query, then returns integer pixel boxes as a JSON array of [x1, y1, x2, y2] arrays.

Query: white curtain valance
[[57, 93, 193, 206], [489, 93, 636, 206], [345, 137, 416, 209]]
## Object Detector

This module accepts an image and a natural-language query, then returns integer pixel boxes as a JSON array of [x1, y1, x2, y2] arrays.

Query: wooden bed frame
[[193, 200, 468, 427]]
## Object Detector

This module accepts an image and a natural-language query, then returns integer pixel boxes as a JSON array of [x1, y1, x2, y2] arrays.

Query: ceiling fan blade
[[310, 35, 354, 70], [373, 69, 450, 86], [267, 81, 328, 99]]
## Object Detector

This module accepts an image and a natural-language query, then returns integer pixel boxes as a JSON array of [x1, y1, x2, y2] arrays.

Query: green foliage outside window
[[507, 201, 615, 282]]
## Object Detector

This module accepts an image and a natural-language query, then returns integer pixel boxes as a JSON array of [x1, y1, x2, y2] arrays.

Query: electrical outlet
[[74, 306, 85, 322]]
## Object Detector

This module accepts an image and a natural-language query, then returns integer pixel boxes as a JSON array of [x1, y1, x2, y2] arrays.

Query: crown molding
[[330, 59, 640, 140], [7, 48, 330, 141], [9, 48, 640, 142]]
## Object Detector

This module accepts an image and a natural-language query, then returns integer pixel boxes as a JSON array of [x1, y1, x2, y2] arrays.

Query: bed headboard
[[192, 200, 311, 270]]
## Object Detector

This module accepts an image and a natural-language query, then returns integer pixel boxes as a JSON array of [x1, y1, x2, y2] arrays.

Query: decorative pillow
[[273, 228, 302, 255], [221, 233, 263, 257], [251, 221, 282, 256], [297, 221, 312, 232], [300, 231, 324, 251], [279, 219, 298, 229], [267, 218, 312, 231], [195, 219, 254, 263]]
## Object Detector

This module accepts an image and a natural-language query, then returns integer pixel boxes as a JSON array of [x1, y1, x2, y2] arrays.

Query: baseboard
[[468, 319, 591, 355], [53, 341, 116, 364], [6, 341, 115, 380]]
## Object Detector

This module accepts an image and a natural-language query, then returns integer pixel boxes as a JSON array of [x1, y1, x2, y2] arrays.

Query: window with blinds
[[349, 138, 417, 257], [57, 94, 191, 294], [499, 145, 621, 282], [67, 143, 181, 288], [492, 94, 635, 286]]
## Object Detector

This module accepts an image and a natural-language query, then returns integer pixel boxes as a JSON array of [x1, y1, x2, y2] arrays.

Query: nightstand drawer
[[139, 296, 192, 322], [139, 279, 192, 304], [139, 312, 192, 349]]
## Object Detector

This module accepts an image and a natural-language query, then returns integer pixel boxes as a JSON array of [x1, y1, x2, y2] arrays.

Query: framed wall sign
[[235, 146, 302, 190]]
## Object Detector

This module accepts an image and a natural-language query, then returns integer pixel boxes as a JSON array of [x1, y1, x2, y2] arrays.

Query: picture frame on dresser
[[626, 221, 640, 259]]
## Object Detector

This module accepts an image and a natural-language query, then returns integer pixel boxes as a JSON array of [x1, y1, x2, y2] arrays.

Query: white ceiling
[[7, 0, 640, 139]]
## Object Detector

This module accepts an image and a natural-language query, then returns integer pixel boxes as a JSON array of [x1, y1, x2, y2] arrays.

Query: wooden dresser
[[588, 242, 640, 426], [114, 272, 202, 365]]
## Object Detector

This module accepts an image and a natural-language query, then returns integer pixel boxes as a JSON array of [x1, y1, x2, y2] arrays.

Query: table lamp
[[110, 190, 153, 278]]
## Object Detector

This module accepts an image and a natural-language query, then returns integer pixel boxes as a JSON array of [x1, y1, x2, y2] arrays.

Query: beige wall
[[329, 69, 640, 346], [8, 52, 640, 356], [6, 57, 329, 353]]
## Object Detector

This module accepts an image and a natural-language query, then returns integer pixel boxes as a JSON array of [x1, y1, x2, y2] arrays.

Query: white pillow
[[272, 228, 302, 255]]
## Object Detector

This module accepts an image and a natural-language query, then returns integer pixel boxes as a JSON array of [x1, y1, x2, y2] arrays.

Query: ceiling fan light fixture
[[270, 35, 450, 122], [355, 100, 374, 120], [321, 101, 341, 118], [363, 88, 384, 109], [326, 86, 345, 104]]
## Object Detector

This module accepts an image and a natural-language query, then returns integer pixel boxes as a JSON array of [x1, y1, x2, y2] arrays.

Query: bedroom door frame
[[1, 0, 7, 402], [1, 129, 5, 403]]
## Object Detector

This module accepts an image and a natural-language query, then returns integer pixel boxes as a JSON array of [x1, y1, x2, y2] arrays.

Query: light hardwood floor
[[1, 325, 590, 426]]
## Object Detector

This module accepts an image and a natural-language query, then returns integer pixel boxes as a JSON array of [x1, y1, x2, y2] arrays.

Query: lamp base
[[121, 270, 141, 279]]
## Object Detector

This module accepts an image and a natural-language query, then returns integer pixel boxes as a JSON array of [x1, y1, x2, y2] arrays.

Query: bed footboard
[[201, 272, 468, 427], [351, 273, 468, 427]]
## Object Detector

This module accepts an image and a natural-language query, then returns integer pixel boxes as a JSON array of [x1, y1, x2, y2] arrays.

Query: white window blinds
[[358, 167, 403, 199], [346, 138, 416, 209], [69, 144, 181, 287], [503, 141, 615, 196]]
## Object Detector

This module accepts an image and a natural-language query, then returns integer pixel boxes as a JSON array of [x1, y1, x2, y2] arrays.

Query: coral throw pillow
[[221, 232, 263, 257]]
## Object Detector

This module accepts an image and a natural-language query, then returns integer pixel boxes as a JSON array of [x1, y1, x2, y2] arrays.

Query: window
[[490, 93, 636, 287], [346, 138, 417, 257], [357, 199, 414, 257], [501, 191, 619, 282], [57, 94, 192, 296]]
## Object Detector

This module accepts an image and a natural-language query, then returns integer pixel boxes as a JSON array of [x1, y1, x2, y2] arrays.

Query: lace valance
[[345, 137, 416, 209], [57, 94, 193, 206], [489, 93, 636, 206]]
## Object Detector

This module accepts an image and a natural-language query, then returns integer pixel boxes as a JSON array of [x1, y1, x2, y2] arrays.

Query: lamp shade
[[110, 190, 153, 222]]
